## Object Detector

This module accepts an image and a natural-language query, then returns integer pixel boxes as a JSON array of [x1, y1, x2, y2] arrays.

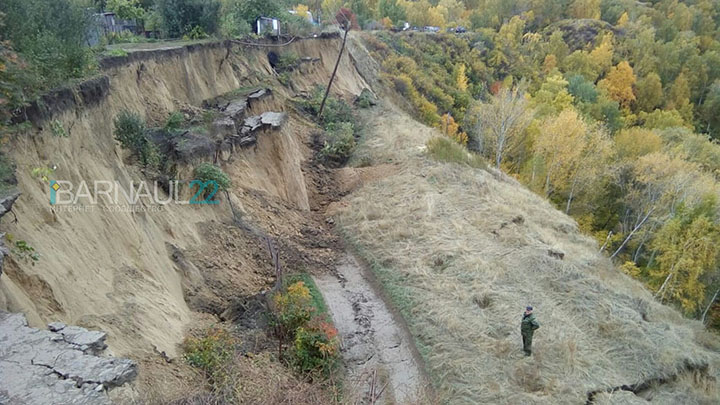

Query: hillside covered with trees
[[355, 0, 720, 329]]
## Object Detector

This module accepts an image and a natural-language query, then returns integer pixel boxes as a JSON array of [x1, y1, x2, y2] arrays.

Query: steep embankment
[[333, 92, 720, 403], [0, 35, 368, 366]]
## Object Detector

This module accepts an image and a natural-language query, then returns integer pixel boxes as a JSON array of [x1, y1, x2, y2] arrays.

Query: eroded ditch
[[314, 254, 425, 404]]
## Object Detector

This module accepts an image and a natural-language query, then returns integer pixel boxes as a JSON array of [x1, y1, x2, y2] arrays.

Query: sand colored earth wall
[[0, 36, 368, 359]]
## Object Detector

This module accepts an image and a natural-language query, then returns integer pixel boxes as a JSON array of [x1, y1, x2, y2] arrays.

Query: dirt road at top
[[314, 254, 425, 404]]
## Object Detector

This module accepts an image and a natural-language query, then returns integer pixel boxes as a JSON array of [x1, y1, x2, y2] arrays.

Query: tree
[[665, 72, 694, 123], [469, 86, 533, 169], [612, 153, 700, 259], [589, 33, 614, 77], [598, 61, 636, 108], [106, 0, 145, 20], [440, 113, 468, 145], [567, 74, 598, 103], [532, 109, 587, 197], [639, 109, 688, 130], [378, 0, 405, 23], [614, 128, 662, 160], [616, 11, 629, 27], [569, 0, 601, 19], [157, 0, 221, 37], [651, 213, 720, 314], [454, 63, 468, 92], [563, 50, 597, 82], [701, 81, 720, 137], [0, 0, 95, 88], [533, 74, 574, 116], [635, 72, 663, 113]]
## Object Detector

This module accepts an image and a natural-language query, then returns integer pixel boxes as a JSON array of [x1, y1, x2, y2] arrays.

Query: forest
[[2, 0, 720, 328]]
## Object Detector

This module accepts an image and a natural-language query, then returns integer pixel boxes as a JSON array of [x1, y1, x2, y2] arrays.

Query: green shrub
[[183, 25, 209, 40], [356, 89, 377, 108], [0, 0, 96, 91], [10, 238, 40, 264], [50, 120, 67, 137], [113, 110, 160, 168], [103, 31, 147, 45], [105, 49, 129, 57], [164, 111, 184, 132], [277, 53, 299, 71], [183, 327, 238, 382], [321, 122, 356, 163], [271, 278, 339, 376], [193, 163, 230, 191], [292, 317, 339, 375], [426, 137, 486, 168], [301, 86, 355, 128]]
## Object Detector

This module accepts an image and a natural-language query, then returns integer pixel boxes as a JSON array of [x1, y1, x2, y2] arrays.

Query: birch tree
[[470, 86, 533, 169]]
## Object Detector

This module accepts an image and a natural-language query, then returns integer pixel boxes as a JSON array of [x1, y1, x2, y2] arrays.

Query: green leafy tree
[[156, 0, 221, 38], [378, 0, 405, 24], [106, 0, 145, 20], [635, 72, 664, 113]]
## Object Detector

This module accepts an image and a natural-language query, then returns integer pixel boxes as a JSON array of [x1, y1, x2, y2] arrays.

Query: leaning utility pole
[[318, 13, 351, 118]]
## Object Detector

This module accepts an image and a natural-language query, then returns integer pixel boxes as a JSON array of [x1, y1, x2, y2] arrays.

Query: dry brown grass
[[136, 352, 339, 405], [336, 103, 720, 404]]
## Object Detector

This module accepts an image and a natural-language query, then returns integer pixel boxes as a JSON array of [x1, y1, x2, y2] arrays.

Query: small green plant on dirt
[[50, 120, 68, 137], [278, 71, 291, 87], [277, 52, 299, 71], [355, 88, 376, 108], [164, 111, 185, 132], [301, 86, 355, 129], [183, 327, 238, 383], [193, 163, 230, 192], [9, 237, 40, 264], [320, 122, 356, 164], [31, 167, 54, 183], [113, 110, 160, 169], [426, 137, 485, 169]]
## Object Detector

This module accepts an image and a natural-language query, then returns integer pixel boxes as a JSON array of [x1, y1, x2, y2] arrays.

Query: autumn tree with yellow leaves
[[598, 61, 636, 108]]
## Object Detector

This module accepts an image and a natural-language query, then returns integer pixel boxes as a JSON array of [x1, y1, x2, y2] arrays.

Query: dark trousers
[[522, 332, 533, 355]]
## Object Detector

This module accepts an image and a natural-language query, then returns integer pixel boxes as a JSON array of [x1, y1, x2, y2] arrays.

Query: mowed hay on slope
[[336, 104, 720, 404]]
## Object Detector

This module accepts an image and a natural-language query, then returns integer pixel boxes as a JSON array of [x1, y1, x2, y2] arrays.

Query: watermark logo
[[48, 180, 221, 212]]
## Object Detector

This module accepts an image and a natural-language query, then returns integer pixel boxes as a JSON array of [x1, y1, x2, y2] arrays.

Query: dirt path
[[314, 254, 424, 404]]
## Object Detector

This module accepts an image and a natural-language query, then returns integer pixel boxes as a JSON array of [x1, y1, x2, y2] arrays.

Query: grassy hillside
[[336, 100, 720, 403]]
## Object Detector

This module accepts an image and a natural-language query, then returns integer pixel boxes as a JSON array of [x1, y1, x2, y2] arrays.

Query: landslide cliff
[[0, 35, 369, 380]]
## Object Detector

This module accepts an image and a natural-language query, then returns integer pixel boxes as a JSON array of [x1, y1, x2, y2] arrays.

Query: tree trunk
[[599, 231, 613, 253], [565, 176, 579, 214], [318, 26, 349, 118], [655, 268, 675, 300], [610, 207, 655, 259], [701, 287, 720, 324]]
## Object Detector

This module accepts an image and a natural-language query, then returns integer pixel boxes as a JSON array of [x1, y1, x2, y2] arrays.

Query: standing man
[[521, 306, 540, 356]]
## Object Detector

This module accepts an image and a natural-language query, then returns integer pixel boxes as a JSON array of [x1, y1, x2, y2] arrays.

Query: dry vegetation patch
[[336, 103, 720, 404]]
